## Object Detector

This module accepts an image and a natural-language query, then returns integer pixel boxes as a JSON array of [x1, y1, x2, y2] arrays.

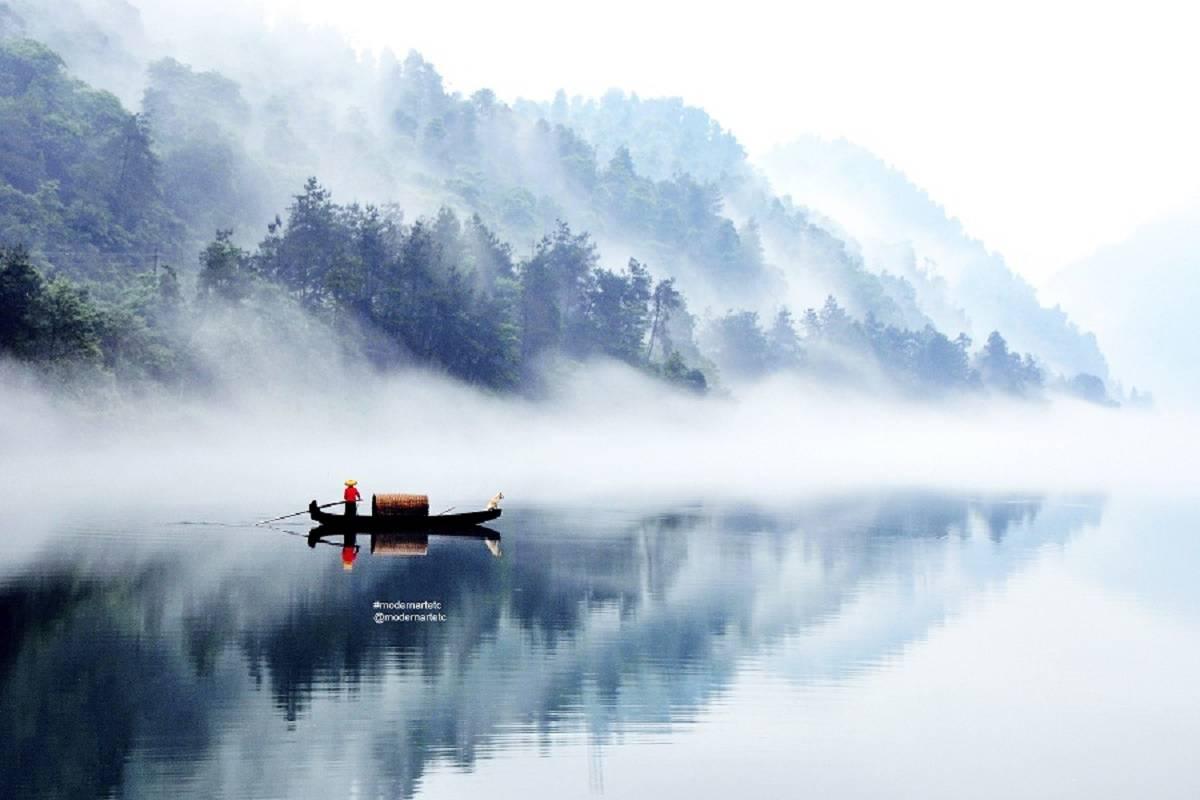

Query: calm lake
[[3, 492, 1199, 799]]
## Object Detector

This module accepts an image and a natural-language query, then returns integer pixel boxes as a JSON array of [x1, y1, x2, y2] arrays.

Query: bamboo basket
[[372, 493, 430, 517]]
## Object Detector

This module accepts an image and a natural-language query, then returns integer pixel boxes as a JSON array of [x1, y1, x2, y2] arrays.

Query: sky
[[181, 0, 1199, 286]]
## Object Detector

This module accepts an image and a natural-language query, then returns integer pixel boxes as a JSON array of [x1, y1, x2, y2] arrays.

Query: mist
[[756, 137, 1113, 385], [7, 5, 1200, 798], [1045, 208, 1200, 405], [2, 0, 1191, 505], [2, 352, 1192, 524]]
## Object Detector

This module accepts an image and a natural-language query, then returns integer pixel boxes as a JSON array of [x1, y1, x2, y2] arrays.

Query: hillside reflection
[[0, 493, 1102, 799]]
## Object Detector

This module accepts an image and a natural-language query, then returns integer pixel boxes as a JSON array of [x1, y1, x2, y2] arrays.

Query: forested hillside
[[0, 0, 1117, 405], [760, 137, 1110, 381]]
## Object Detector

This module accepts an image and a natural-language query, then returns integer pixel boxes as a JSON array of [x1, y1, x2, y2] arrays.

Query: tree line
[[0, 37, 1112, 403], [702, 296, 1046, 396], [3, 175, 1071, 400]]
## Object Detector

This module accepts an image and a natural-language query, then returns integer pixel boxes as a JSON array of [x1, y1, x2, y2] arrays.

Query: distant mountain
[[1045, 211, 1200, 405], [759, 137, 1109, 380]]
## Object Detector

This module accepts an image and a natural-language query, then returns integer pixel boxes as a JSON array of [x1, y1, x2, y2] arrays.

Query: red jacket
[[344, 486, 361, 502]]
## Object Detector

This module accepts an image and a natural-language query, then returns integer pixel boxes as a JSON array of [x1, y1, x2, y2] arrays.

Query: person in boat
[[344, 479, 361, 516]]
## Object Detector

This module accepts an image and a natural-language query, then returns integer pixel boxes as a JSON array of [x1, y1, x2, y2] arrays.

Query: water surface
[[3, 492, 1198, 799]]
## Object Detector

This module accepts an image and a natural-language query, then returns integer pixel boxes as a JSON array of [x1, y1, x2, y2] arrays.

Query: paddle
[[257, 500, 350, 525]]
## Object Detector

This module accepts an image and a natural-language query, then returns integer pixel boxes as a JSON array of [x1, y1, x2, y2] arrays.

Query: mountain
[[0, 0, 1120, 403], [1045, 210, 1200, 406], [759, 136, 1109, 381]]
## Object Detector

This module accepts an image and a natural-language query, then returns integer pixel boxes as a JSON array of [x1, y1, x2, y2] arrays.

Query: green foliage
[[518, 220, 598, 359], [0, 245, 100, 363], [197, 229, 252, 302], [1063, 372, 1116, 406], [247, 183, 525, 388], [755, 194, 920, 329], [142, 58, 262, 240], [975, 331, 1044, 395], [694, 295, 1044, 396], [798, 296, 976, 391], [0, 37, 1082, 404], [93, 271, 188, 384], [660, 350, 708, 393], [226, 184, 704, 390], [372, 58, 779, 302], [767, 308, 804, 371], [0, 244, 196, 384], [0, 38, 182, 278], [262, 177, 347, 306], [705, 311, 772, 380], [521, 89, 748, 183], [582, 258, 652, 362], [593, 150, 770, 296], [646, 277, 682, 361]]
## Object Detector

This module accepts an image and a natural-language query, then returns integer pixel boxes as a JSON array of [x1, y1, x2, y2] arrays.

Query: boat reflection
[[305, 526, 503, 561]]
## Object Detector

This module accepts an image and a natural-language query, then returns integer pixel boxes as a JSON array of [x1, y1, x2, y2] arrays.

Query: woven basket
[[372, 493, 430, 517]]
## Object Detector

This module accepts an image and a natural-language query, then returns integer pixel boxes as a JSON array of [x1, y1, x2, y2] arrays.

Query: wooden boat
[[307, 500, 501, 532]]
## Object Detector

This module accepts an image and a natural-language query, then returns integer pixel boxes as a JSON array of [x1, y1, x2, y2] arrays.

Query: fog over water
[[5, 4, 1200, 800], [2, 353, 1193, 531], [5, 466, 1198, 798]]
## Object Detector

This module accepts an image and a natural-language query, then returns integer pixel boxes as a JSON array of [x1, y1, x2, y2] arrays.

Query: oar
[[435, 506, 456, 516], [257, 500, 348, 525]]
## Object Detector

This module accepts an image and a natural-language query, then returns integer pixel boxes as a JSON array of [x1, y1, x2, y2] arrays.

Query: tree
[[1066, 372, 1115, 406], [266, 177, 347, 305], [662, 350, 707, 393], [817, 295, 862, 349], [0, 246, 46, 357], [910, 325, 971, 389], [646, 277, 682, 361], [142, 57, 259, 240], [345, 204, 399, 316], [462, 213, 514, 291], [705, 310, 770, 380], [975, 331, 1043, 395], [767, 307, 803, 371], [518, 220, 597, 359], [584, 258, 651, 362], [0, 246, 101, 364], [554, 124, 598, 192], [374, 218, 440, 357], [0, 39, 182, 278], [197, 229, 252, 302]]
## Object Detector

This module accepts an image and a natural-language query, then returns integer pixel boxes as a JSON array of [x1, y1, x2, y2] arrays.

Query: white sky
[[250, 0, 1200, 285]]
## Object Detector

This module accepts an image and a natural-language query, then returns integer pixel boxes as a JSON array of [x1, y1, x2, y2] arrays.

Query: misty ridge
[[0, 0, 1187, 500]]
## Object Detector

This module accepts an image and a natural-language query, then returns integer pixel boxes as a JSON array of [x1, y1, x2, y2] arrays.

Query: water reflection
[[0, 493, 1104, 799], [303, 528, 503, 563]]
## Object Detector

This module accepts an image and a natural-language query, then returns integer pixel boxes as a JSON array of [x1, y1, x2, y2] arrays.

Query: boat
[[307, 500, 501, 532]]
